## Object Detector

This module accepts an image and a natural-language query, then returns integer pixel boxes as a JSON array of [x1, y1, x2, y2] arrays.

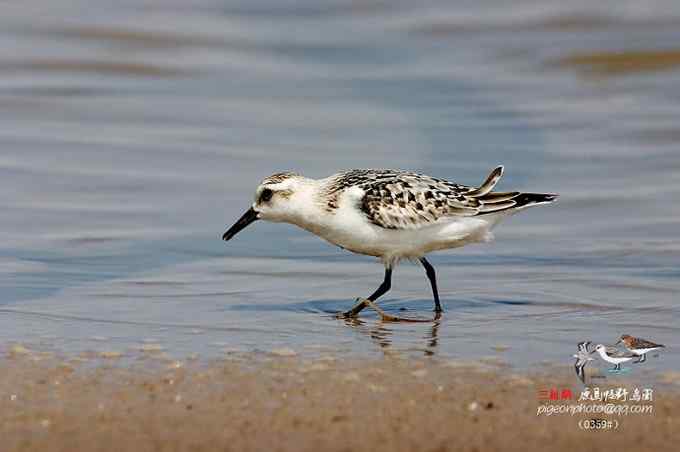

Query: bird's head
[[616, 334, 632, 346], [222, 172, 308, 241], [592, 344, 606, 354]]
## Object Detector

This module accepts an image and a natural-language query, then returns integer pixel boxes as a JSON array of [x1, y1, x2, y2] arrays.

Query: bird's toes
[[335, 311, 357, 319], [334, 298, 369, 319]]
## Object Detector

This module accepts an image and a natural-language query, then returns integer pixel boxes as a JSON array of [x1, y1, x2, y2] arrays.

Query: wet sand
[[2, 350, 679, 452]]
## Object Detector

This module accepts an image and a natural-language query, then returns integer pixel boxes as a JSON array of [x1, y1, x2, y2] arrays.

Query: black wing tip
[[516, 192, 558, 206], [646, 341, 665, 348]]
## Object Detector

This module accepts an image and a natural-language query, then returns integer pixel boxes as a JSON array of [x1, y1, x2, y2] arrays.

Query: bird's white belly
[[631, 348, 657, 355], [605, 356, 632, 364], [314, 215, 495, 262], [598, 352, 632, 364]]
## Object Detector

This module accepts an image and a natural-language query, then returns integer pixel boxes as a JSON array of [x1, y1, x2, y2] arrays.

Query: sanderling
[[572, 341, 594, 384], [616, 334, 665, 363], [223, 166, 557, 318], [591, 344, 635, 371]]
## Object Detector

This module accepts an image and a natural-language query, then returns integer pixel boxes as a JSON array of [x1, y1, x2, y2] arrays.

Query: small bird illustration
[[223, 167, 557, 318], [616, 334, 665, 363], [572, 341, 594, 384], [591, 344, 635, 371]]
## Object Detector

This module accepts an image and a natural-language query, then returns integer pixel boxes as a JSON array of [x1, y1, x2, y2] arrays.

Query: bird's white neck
[[275, 178, 330, 234], [596, 348, 610, 359]]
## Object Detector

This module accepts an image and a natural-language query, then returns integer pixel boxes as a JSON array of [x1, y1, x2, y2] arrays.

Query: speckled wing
[[629, 337, 664, 349], [335, 167, 521, 230], [574, 359, 587, 384]]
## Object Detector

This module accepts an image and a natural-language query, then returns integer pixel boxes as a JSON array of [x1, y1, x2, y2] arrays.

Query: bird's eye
[[260, 188, 273, 202]]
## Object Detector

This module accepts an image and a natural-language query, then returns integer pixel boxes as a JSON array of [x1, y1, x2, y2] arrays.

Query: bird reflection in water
[[341, 311, 442, 356]]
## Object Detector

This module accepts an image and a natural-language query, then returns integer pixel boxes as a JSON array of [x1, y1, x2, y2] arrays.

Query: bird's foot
[[336, 298, 442, 322], [343, 298, 439, 323], [360, 299, 402, 322], [335, 298, 369, 319]]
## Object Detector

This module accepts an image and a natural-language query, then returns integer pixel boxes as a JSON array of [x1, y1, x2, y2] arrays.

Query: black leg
[[341, 267, 392, 317], [638, 354, 646, 363], [420, 257, 442, 312], [368, 267, 392, 301], [614, 363, 621, 371]]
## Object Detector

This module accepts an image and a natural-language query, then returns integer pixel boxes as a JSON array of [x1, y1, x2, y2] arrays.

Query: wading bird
[[223, 167, 557, 318]]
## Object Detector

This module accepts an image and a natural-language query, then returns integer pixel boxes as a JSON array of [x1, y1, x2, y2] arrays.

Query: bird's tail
[[466, 166, 504, 198], [511, 192, 559, 209], [469, 166, 558, 214]]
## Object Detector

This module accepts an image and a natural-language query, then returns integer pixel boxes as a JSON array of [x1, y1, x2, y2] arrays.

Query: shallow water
[[1, 0, 679, 374]]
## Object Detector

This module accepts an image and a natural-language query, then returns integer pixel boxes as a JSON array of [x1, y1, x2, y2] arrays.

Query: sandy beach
[[2, 350, 679, 452]]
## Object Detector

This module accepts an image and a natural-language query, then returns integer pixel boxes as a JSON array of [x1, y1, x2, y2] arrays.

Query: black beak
[[615, 339, 621, 345], [222, 207, 259, 241]]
